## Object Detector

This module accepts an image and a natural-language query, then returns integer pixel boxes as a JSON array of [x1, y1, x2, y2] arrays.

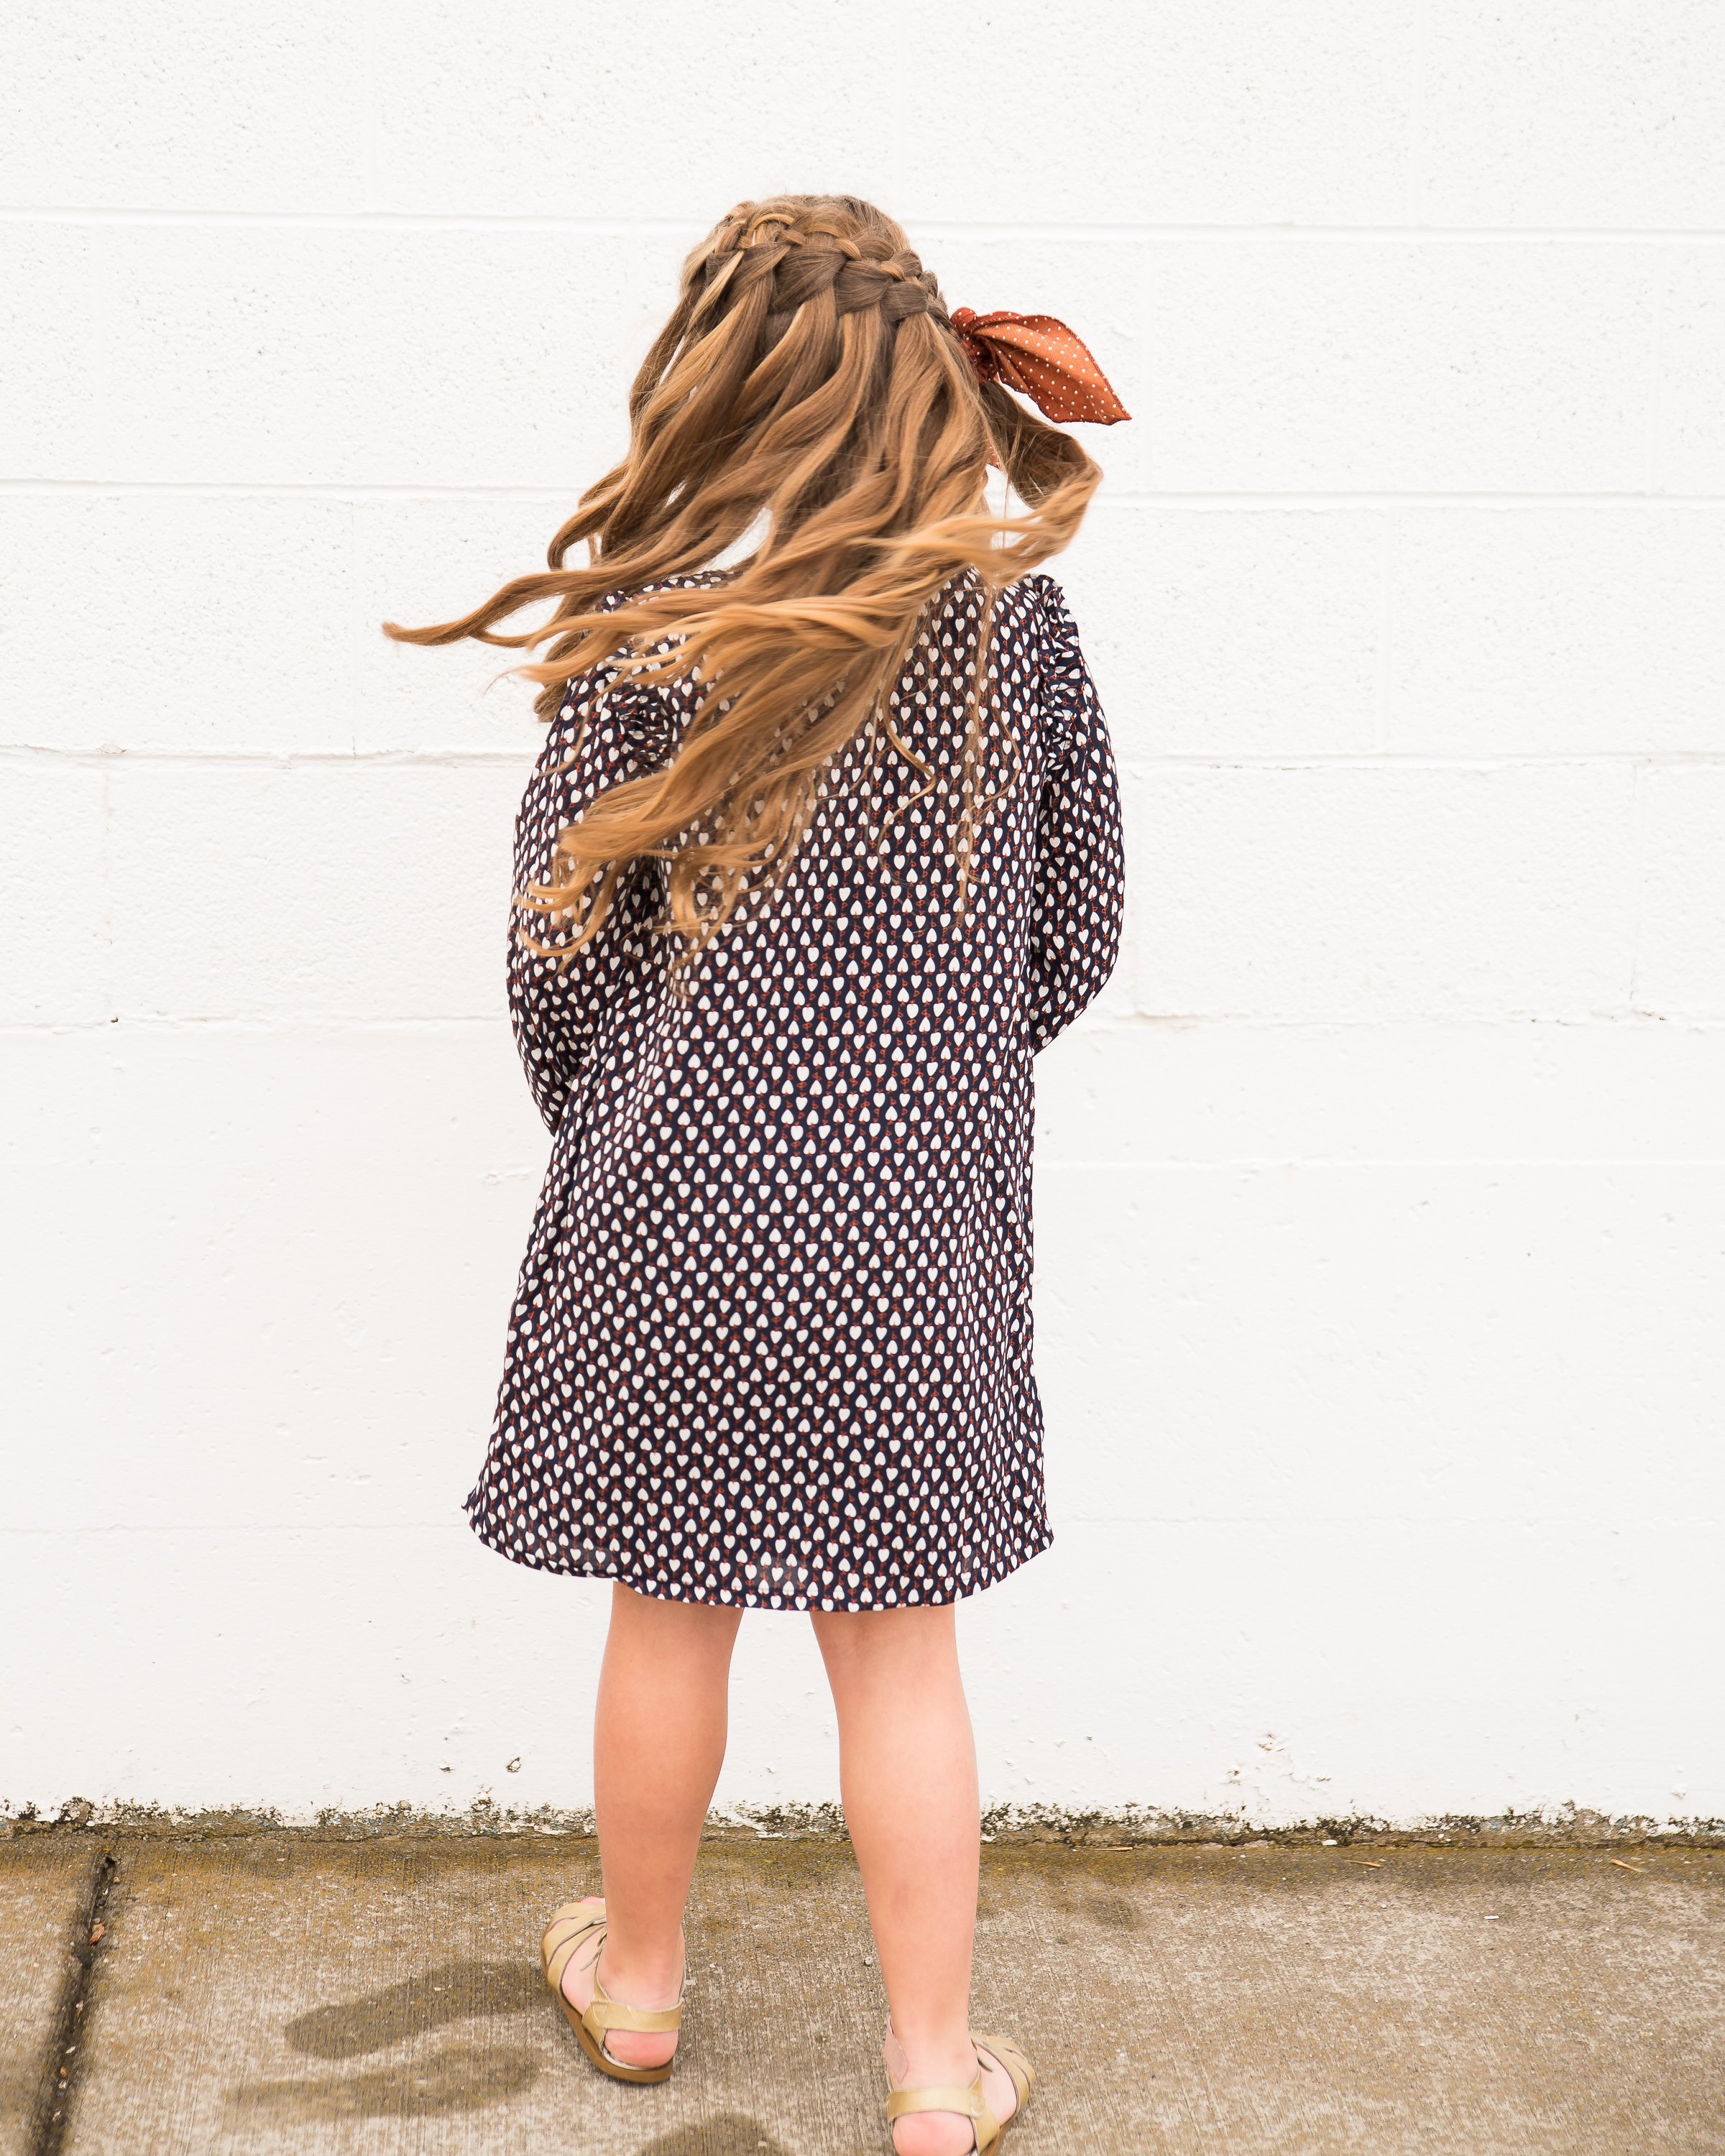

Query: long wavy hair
[[385, 193, 1102, 950]]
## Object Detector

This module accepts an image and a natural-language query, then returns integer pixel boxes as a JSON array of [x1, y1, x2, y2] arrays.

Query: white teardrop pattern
[[464, 572, 1124, 1611]]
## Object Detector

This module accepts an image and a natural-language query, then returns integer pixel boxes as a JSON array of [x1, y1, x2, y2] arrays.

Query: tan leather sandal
[[540, 1897, 683, 2085], [883, 2029, 1035, 2152]]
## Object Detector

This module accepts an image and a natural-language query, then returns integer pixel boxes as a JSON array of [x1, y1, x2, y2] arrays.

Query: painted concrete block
[[0, 1523, 597, 1818], [365, 1, 1725, 231], [1657, 253, 1725, 495], [12, 1028, 1720, 1566], [0, 224, 663, 489], [3, 1023, 542, 1534], [16, 491, 1716, 786], [2, 226, 1678, 497], [1636, 765, 1725, 1017], [13, 497, 1720, 770], [1419, 0, 1725, 229], [368, 0, 1418, 229], [0, 492, 361, 755], [356, 495, 578, 755], [0, 492, 567, 758], [6, 1513, 1721, 1820], [936, 236, 1664, 496], [1384, 510, 1725, 756], [1058, 506, 1383, 760], [4, 0, 1721, 1831], [1034, 1159, 1725, 1529], [0, 760, 112, 1025], [14, 3, 1723, 232], [1131, 764, 1639, 1020], [1034, 1018, 1725, 1166], [967, 1516, 1723, 1819], [106, 757, 527, 1021], [0, 0, 367, 210]]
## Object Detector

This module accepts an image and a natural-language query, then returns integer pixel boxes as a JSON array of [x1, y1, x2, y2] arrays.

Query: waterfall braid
[[385, 194, 1102, 949]]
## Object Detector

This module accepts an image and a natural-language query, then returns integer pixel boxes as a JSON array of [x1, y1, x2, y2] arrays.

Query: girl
[[389, 193, 1126, 2155]]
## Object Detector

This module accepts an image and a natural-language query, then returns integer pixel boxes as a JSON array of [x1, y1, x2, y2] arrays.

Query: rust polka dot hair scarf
[[951, 306, 1131, 425]]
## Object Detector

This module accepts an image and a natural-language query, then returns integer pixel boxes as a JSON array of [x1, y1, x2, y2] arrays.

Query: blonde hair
[[385, 193, 1101, 949]]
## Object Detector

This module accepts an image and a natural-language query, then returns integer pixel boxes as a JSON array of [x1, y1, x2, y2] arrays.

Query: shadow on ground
[[227, 2041, 543, 2123], [283, 1958, 543, 2059]]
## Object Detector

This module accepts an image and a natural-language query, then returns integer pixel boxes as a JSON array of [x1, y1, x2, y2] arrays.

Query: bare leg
[[811, 1605, 1019, 2156], [559, 1582, 742, 2070]]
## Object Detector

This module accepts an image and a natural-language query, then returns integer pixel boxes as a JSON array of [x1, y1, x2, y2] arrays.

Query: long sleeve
[[507, 668, 670, 1132], [1024, 575, 1126, 1053]]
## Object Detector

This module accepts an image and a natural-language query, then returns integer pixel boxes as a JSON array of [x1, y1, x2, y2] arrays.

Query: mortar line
[[1100, 492, 1725, 511], [5, 206, 1725, 241], [28, 1848, 117, 2156], [5, 1013, 1725, 1040], [6, 480, 1725, 508], [8, 743, 1725, 772], [1042, 1156, 1725, 1169], [1115, 751, 1725, 771]]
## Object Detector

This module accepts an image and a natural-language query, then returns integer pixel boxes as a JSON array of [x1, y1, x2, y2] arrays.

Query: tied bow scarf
[[951, 306, 1131, 425]]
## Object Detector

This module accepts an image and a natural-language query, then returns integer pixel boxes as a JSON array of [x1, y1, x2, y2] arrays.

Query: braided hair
[[387, 194, 1101, 948]]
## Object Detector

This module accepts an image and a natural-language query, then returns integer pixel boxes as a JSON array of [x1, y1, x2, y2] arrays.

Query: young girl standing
[[390, 194, 1126, 2155]]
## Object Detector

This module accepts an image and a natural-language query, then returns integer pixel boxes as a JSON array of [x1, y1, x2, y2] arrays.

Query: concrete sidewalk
[[3, 1833, 1721, 2155]]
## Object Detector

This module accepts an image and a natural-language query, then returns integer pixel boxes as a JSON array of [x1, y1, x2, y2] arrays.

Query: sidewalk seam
[[29, 1848, 118, 2156]]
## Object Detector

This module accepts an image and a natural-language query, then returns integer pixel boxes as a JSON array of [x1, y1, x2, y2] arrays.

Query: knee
[[611, 1583, 743, 1651], [810, 1600, 958, 1673]]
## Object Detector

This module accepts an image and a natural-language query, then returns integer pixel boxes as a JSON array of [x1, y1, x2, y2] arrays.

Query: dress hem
[[461, 1497, 1051, 1614]]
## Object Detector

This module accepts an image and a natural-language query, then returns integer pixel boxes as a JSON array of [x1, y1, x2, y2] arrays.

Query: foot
[[886, 2029, 1022, 2156], [557, 1897, 683, 2072]]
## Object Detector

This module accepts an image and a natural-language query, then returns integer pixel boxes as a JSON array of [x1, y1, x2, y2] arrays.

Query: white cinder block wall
[[4, 2, 1723, 1829]]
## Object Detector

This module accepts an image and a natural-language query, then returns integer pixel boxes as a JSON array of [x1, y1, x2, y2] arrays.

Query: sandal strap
[[542, 1900, 607, 1955], [546, 1898, 606, 1926], [542, 1917, 607, 1997], [886, 2072, 997, 2150], [542, 1905, 684, 2048], [885, 2040, 1032, 2155], [585, 1975, 684, 2037], [972, 2032, 1035, 2111]]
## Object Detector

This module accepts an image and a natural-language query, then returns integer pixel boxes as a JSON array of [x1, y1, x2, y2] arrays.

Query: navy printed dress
[[466, 571, 1124, 1611]]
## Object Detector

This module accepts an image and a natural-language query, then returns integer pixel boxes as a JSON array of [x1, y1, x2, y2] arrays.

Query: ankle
[[597, 1935, 684, 2006], [885, 2022, 978, 2086]]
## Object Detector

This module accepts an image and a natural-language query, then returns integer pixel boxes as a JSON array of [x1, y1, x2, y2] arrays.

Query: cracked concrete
[[0, 1838, 104, 2154], [3, 1835, 1721, 2154]]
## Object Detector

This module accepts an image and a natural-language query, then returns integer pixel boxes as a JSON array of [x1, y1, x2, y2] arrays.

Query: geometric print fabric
[[465, 570, 1125, 1610]]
